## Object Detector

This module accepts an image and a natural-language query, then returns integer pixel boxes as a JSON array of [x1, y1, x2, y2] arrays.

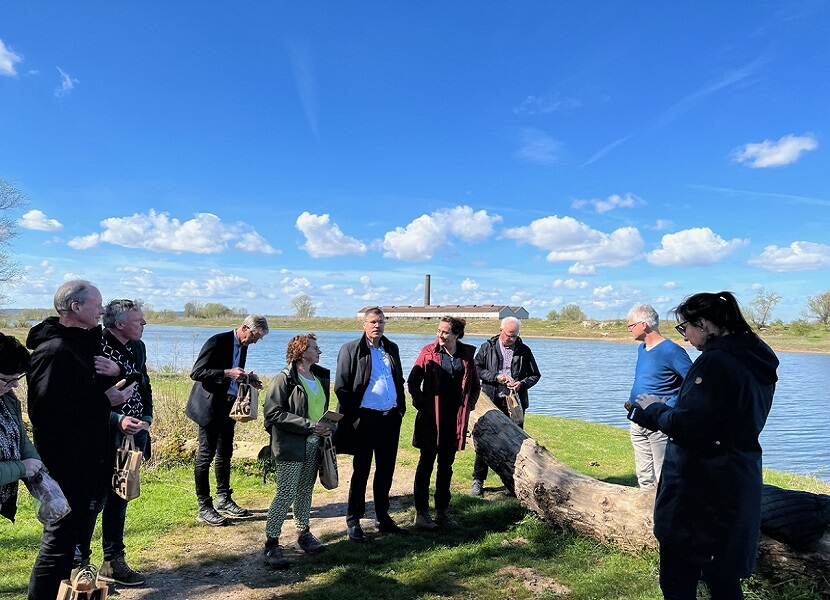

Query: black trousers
[[659, 545, 744, 600], [414, 445, 457, 513], [472, 397, 522, 483], [28, 493, 102, 600], [194, 416, 236, 504], [346, 408, 402, 524]]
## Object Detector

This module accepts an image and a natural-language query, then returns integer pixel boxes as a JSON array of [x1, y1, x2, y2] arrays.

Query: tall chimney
[[424, 274, 431, 306]]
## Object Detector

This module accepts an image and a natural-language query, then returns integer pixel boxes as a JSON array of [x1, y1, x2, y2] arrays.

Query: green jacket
[[0, 392, 39, 487], [264, 363, 330, 463]]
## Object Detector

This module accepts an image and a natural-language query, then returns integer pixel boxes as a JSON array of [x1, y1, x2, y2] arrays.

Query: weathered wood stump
[[469, 394, 830, 588]]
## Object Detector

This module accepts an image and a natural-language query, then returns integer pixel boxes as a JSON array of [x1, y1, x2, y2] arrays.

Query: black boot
[[263, 537, 290, 570], [197, 499, 229, 527], [216, 490, 251, 518]]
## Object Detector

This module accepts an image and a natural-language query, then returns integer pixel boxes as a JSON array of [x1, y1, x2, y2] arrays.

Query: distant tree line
[[183, 301, 247, 320]]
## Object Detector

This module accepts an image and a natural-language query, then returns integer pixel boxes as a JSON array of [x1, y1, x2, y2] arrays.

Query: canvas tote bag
[[318, 435, 339, 490], [505, 390, 525, 426], [229, 382, 259, 422], [112, 434, 142, 501]]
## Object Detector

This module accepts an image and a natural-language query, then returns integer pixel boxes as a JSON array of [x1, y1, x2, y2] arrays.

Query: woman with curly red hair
[[262, 334, 332, 569]]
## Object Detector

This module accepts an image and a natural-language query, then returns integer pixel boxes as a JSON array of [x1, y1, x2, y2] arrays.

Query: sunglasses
[[675, 321, 689, 336], [627, 321, 643, 330]]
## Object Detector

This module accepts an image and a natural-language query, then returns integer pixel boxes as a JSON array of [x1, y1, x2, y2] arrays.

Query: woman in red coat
[[407, 316, 480, 529]]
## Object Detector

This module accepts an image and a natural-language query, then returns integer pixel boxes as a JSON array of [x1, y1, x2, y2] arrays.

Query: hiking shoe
[[297, 528, 325, 554], [376, 516, 409, 535], [70, 564, 97, 592], [347, 521, 366, 542], [99, 555, 146, 586], [263, 539, 290, 570], [413, 512, 439, 531], [436, 510, 458, 529], [215, 495, 251, 518], [470, 479, 484, 497], [197, 505, 229, 527]]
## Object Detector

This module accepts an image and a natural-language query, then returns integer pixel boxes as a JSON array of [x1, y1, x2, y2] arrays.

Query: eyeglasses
[[627, 321, 643, 330], [0, 373, 25, 384], [675, 321, 689, 336]]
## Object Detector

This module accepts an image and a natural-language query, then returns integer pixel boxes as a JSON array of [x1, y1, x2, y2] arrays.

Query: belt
[[360, 407, 396, 416]]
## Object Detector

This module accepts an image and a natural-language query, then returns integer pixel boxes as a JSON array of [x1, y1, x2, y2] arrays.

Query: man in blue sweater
[[626, 304, 692, 489]]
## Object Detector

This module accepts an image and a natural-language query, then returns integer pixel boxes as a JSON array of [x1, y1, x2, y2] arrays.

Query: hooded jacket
[[264, 363, 330, 462], [26, 317, 113, 502], [629, 332, 778, 578]]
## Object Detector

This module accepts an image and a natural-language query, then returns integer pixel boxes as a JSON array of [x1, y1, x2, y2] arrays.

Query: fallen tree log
[[469, 394, 830, 589]]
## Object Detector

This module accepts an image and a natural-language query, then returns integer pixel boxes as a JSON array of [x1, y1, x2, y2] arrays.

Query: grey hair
[[103, 299, 143, 328], [243, 314, 269, 335], [627, 304, 659, 331], [500, 316, 521, 330], [54, 280, 96, 314]]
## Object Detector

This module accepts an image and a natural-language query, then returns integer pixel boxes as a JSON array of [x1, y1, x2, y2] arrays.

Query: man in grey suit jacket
[[186, 315, 268, 526]]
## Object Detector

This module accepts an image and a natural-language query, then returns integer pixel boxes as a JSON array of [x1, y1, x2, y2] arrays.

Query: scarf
[[100, 334, 144, 418], [0, 395, 22, 507]]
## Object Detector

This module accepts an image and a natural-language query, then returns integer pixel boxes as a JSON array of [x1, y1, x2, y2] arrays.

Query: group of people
[[0, 279, 778, 600]]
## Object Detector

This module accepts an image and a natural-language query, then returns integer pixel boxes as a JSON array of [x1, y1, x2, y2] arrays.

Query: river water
[[143, 325, 830, 481]]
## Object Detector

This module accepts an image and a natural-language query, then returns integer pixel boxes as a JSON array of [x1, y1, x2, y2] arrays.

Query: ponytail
[[673, 291, 755, 337]]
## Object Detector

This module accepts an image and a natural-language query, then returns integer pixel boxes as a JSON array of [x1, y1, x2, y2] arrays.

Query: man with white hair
[[626, 304, 692, 489], [186, 315, 268, 526], [471, 316, 541, 496]]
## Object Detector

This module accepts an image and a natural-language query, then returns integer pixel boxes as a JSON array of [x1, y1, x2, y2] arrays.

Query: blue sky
[[1, 2, 828, 320]]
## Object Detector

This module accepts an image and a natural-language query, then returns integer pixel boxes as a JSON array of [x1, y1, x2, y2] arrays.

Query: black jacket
[[26, 317, 113, 502], [629, 332, 778, 578], [333, 334, 406, 454], [264, 363, 330, 462], [185, 331, 248, 427], [474, 336, 541, 410]]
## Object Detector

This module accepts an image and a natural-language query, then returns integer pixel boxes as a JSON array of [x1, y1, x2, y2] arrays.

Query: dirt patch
[[497, 566, 571, 597], [113, 456, 416, 600]]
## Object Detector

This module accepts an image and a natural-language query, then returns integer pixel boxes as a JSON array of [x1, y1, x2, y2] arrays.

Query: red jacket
[[407, 340, 480, 451]]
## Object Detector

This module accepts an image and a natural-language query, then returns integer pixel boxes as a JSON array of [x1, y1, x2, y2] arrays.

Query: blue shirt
[[228, 331, 242, 397], [360, 346, 398, 411], [629, 339, 692, 408]]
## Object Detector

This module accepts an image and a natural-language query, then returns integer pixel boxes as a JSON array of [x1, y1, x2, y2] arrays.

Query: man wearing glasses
[[626, 304, 692, 489], [186, 315, 268, 526], [334, 307, 407, 541]]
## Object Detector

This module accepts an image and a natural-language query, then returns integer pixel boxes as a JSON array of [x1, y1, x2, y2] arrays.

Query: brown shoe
[[413, 512, 439, 530]]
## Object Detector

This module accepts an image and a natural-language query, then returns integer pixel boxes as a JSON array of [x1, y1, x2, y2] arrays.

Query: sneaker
[[263, 539, 290, 570], [346, 521, 366, 542], [99, 555, 146, 587], [297, 528, 325, 554], [435, 510, 458, 529], [470, 479, 484, 497], [215, 495, 251, 518], [413, 512, 438, 530], [197, 504, 229, 527]]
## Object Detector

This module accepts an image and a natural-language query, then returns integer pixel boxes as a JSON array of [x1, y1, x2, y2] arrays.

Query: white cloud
[[553, 278, 589, 290], [281, 276, 311, 295], [295, 212, 367, 258], [504, 215, 644, 267], [515, 128, 560, 165], [732, 134, 818, 168], [54, 66, 78, 97], [655, 296, 672, 304], [654, 219, 674, 231], [382, 205, 501, 261], [460, 278, 479, 292], [68, 233, 101, 250], [749, 241, 830, 272], [568, 263, 596, 276], [0, 39, 23, 77], [19, 209, 63, 232], [67, 210, 279, 255], [514, 93, 580, 115], [593, 285, 614, 298], [320, 284, 336, 291], [647, 227, 749, 266], [359, 275, 371, 286], [663, 281, 679, 289], [572, 193, 643, 214]]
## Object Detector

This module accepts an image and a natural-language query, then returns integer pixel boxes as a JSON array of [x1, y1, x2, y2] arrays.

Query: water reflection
[[144, 325, 829, 481]]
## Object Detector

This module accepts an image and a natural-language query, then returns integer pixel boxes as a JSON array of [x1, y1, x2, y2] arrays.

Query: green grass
[[2, 382, 828, 599]]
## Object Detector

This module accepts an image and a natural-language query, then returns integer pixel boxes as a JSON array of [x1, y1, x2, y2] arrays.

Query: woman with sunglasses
[[626, 292, 778, 600], [0, 333, 43, 522]]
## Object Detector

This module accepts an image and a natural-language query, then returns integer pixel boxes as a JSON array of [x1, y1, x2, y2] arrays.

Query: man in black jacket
[[186, 315, 268, 526], [334, 307, 407, 541], [471, 316, 541, 496], [26, 280, 135, 600]]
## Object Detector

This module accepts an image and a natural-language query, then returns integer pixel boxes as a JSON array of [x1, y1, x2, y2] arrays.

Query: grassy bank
[[1, 374, 827, 599]]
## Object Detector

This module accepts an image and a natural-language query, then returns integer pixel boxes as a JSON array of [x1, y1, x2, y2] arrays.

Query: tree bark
[[469, 394, 830, 588]]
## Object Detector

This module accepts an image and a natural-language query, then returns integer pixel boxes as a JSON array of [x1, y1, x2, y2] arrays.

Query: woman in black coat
[[626, 292, 778, 600]]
